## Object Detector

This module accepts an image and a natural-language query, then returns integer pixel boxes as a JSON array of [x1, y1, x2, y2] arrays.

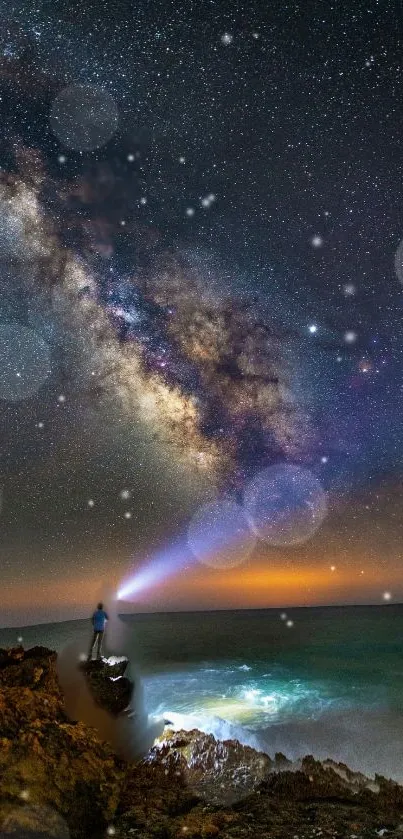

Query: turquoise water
[[1, 605, 403, 781]]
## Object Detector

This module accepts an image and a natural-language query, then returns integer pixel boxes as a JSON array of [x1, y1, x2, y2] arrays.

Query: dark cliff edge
[[0, 646, 403, 839]]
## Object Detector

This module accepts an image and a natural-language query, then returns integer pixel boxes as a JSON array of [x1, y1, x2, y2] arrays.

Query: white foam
[[161, 710, 263, 752], [161, 707, 403, 785], [105, 656, 127, 665]]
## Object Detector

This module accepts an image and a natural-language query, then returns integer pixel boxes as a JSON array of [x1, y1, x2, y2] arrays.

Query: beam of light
[[117, 498, 256, 602], [117, 464, 331, 603], [117, 466, 328, 602], [117, 537, 193, 601]]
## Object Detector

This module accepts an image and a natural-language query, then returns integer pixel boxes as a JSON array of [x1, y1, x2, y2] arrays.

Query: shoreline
[[1, 644, 403, 838]]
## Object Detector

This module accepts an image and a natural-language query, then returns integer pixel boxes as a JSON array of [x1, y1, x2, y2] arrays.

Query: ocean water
[[1, 604, 403, 783]]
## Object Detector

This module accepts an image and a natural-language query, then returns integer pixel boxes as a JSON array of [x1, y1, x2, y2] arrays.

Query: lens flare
[[50, 84, 119, 151], [188, 498, 256, 568], [244, 463, 327, 546], [394, 237, 403, 284]]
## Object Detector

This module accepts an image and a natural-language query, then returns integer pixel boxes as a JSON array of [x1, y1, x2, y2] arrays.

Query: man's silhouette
[[88, 602, 109, 661]]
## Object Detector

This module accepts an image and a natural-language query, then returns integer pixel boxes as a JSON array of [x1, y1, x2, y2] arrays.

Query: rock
[[80, 658, 133, 716], [274, 752, 292, 770], [152, 728, 273, 805], [1, 645, 403, 839], [0, 646, 61, 695], [0, 645, 26, 669]]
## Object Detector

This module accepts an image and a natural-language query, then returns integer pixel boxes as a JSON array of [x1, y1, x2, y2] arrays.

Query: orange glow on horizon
[[2, 555, 402, 626], [148, 559, 401, 609]]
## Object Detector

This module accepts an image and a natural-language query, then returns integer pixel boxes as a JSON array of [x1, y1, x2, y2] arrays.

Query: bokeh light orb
[[243, 463, 327, 547], [50, 84, 119, 151], [188, 498, 256, 568], [394, 238, 403, 284], [0, 324, 51, 401]]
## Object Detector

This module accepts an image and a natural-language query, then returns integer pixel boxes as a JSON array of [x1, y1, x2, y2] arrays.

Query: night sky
[[0, 0, 403, 626]]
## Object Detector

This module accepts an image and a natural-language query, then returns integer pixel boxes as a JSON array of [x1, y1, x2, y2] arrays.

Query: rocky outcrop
[[1, 645, 403, 839], [80, 658, 133, 716]]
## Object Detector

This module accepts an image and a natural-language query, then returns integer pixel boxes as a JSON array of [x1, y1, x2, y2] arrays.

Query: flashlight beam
[[117, 538, 193, 601]]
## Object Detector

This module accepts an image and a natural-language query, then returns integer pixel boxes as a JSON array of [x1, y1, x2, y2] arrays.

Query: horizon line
[[0, 599, 402, 631]]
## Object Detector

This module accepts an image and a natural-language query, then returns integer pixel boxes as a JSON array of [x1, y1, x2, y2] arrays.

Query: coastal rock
[[80, 658, 133, 716], [151, 727, 274, 805], [0, 646, 62, 695], [1, 645, 403, 839]]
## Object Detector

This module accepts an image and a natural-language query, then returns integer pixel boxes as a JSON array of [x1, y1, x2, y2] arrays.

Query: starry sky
[[0, 0, 403, 626]]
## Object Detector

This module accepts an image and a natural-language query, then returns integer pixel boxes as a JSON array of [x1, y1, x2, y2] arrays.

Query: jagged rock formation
[[80, 658, 133, 716], [1, 645, 403, 839]]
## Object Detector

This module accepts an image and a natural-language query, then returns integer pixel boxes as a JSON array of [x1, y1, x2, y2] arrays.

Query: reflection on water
[[143, 659, 380, 732]]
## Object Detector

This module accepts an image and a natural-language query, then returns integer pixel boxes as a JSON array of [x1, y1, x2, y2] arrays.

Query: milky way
[[0, 154, 315, 497], [1, 0, 403, 622]]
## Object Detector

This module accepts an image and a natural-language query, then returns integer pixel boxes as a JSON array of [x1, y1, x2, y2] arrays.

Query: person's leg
[[87, 630, 97, 661], [96, 630, 104, 659]]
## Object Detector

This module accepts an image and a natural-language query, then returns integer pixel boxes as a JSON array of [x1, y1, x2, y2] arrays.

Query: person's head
[[97, 602, 103, 610]]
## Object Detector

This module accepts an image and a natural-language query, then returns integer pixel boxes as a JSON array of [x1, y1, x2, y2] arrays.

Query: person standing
[[87, 602, 109, 661]]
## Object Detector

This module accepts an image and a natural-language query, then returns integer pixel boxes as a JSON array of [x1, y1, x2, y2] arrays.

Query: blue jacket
[[92, 609, 109, 631]]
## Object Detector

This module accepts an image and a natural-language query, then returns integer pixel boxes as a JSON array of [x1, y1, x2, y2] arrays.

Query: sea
[[1, 604, 403, 784]]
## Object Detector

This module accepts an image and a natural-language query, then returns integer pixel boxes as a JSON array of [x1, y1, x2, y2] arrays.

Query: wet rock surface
[[80, 658, 133, 716], [1, 645, 403, 839]]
